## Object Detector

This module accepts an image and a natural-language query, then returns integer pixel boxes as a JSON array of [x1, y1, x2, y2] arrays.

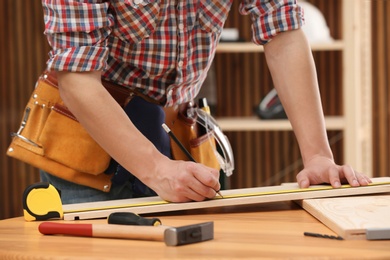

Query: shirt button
[[178, 24, 184, 30], [178, 61, 184, 67]]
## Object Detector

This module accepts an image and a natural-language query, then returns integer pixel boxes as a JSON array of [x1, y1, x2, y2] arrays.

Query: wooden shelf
[[217, 116, 344, 131], [216, 40, 344, 53]]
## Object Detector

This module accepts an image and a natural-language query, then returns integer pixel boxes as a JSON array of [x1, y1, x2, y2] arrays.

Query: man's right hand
[[145, 159, 221, 202]]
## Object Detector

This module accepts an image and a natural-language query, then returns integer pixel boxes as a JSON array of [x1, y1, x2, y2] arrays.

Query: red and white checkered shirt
[[42, 0, 303, 106]]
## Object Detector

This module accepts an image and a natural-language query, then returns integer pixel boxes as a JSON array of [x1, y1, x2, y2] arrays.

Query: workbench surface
[[1, 201, 389, 259]]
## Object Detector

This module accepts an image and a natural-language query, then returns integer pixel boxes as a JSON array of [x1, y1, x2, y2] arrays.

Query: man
[[41, 0, 371, 204]]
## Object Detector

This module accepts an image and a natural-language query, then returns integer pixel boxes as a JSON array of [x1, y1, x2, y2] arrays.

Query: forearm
[[263, 29, 333, 165], [56, 71, 168, 183]]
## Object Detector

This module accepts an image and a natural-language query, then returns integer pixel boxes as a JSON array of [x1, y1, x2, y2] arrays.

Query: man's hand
[[145, 159, 221, 202], [296, 155, 372, 188]]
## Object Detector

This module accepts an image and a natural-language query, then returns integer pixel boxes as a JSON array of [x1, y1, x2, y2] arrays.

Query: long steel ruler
[[62, 177, 390, 220]]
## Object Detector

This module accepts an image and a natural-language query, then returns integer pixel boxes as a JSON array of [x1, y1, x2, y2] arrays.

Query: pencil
[[162, 123, 196, 162], [162, 123, 223, 198]]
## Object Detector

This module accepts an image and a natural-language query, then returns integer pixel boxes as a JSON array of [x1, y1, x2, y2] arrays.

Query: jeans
[[40, 96, 171, 204], [40, 170, 138, 204]]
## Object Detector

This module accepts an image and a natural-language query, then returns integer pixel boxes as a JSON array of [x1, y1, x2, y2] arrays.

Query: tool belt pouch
[[6, 72, 115, 192], [166, 102, 220, 171]]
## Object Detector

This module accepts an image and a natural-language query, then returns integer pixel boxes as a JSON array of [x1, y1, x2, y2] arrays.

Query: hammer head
[[164, 221, 214, 246]]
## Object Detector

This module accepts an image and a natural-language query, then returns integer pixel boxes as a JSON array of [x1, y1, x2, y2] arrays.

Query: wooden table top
[[1, 201, 389, 259]]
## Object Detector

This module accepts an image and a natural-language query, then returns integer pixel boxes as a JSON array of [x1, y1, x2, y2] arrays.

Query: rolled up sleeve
[[239, 0, 304, 45], [42, 0, 114, 71]]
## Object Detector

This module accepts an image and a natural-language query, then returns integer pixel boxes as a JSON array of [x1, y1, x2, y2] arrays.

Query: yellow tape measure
[[23, 182, 63, 221]]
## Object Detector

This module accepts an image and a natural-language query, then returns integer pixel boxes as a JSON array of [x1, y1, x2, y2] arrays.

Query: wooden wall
[[0, 0, 388, 219], [0, 1, 49, 220], [371, 1, 390, 181]]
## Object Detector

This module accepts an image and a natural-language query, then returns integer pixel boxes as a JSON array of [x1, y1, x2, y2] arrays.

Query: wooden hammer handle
[[39, 222, 167, 241]]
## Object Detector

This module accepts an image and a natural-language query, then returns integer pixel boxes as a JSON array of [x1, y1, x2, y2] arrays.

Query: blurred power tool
[[254, 88, 287, 120]]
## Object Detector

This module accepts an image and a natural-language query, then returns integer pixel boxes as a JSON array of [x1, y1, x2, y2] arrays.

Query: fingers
[[328, 166, 342, 188], [340, 165, 371, 186], [296, 171, 310, 188], [160, 178, 216, 203], [296, 167, 324, 188], [339, 165, 358, 187], [165, 162, 220, 202], [297, 161, 372, 189], [357, 174, 372, 185], [190, 163, 221, 199], [193, 169, 220, 191]]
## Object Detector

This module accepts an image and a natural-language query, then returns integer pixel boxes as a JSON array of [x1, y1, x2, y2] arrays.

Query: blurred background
[[1, 0, 389, 219]]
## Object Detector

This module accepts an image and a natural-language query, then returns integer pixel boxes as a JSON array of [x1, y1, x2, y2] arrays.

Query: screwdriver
[[108, 212, 161, 226]]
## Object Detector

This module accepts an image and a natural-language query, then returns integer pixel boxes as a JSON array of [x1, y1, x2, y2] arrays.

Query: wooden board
[[62, 177, 390, 221], [300, 194, 390, 240]]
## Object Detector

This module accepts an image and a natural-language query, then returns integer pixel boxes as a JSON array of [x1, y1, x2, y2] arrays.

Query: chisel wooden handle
[[39, 222, 167, 241]]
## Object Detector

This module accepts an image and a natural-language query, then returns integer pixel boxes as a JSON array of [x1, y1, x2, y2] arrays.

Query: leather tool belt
[[7, 71, 226, 193], [7, 71, 152, 192]]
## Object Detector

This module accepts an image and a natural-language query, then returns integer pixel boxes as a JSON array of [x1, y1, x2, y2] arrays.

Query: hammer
[[38, 221, 214, 246]]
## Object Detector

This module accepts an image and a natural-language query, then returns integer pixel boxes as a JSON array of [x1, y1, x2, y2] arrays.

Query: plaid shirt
[[43, 0, 303, 106]]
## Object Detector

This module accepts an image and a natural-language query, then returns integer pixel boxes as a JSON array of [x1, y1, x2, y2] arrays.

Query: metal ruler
[[62, 177, 390, 221]]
